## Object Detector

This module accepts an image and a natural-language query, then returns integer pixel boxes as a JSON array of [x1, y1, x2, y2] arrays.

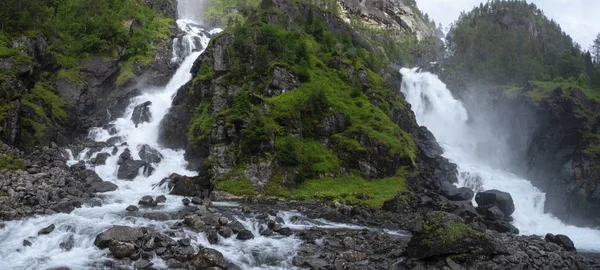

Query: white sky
[[416, 0, 600, 50]]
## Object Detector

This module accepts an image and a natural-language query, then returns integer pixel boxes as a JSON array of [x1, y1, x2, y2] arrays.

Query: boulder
[[117, 160, 146, 180], [476, 205, 506, 220], [236, 229, 254, 240], [155, 195, 167, 204], [93, 153, 110, 165], [407, 211, 506, 260], [439, 182, 474, 201], [126, 205, 139, 212], [94, 226, 144, 248], [545, 233, 577, 252], [475, 190, 515, 216], [219, 226, 233, 238], [138, 195, 155, 206], [138, 144, 163, 163], [38, 224, 55, 235], [190, 248, 228, 269], [117, 149, 131, 165], [167, 173, 212, 197], [109, 241, 135, 259], [50, 201, 75, 214], [207, 229, 219, 244], [91, 181, 118, 193], [132, 101, 152, 127]]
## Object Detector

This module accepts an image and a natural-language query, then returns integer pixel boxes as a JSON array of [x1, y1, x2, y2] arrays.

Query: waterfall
[[400, 67, 600, 253]]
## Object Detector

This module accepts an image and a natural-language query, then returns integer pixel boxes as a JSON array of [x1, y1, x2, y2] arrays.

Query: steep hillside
[[443, 0, 592, 91], [0, 0, 179, 150], [159, 0, 455, 207]]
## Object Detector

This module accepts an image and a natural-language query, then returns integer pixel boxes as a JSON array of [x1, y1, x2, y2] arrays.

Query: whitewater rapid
[[400, 68, 600, 253]]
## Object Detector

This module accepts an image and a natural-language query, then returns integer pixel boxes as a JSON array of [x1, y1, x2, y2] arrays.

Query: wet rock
[[178, 238, 191, 247], [545, 233, 577, 252], [228, 221, 245, 234], [142, 164, 155, 177], [242, 206, 251, 214], [23, 239, 32, 246], [339, 251, 367, 262], [191, 248, 228, 269], [51, 201, 75, 214], [38, 224, 56, 235], [343, 236, 356, 249], [475, 189, 515, 216], [277, 227, 293, 236], [218, 217, 229, 226], [106, 136, 123, 146], [138, 144, 163, 164], [260, 228, 274, 236], [93, 153, 110, 165], [167, 173, 211, 197], [60, 235, 75, 251], [218, 226, 233, 238], [191, 196, 203, 205], [94, 226, 144, 249], [118, 149, 131, 165], [126, 205, 139, 212], [236, 229, 254, 240], [292, 256, 329, 269], [91, 181, 118, 193], [182, 198, 191, 206], [476, 205, 506, 220], [143, 212, 172, 221], [133, 259, 153, 269], [207, 229, 219, 244], [132, 101, 152, 127], [109, 241, 135, 259], [138, 195, 155, 206], [117, 160, 146, 180], [155, 195, 167, 204]]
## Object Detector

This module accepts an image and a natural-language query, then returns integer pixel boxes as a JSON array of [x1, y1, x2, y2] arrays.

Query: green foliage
[[265, 172, 408, 208], [188, 101, 214, 143], [445, 0, 584, 89], [213, 170, 258, 197], [423, 219, 485, 244], [0, 153, 25, 171], [201, 0, 260, 26], [28, 83, 67, 120]]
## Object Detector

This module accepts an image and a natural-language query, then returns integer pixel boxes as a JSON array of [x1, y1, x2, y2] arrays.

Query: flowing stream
[[0, 2, 410, 269], [400, 67, 600, 253]]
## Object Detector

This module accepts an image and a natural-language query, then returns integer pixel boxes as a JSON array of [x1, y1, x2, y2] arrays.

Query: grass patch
[[213, 171, 258, 197], [265, 169, 409, 208], [423, 219, 485, 244], [0, 153, 25, 171]]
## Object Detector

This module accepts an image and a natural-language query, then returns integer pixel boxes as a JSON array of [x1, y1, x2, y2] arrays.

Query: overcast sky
[[416, 0, 599, 50]]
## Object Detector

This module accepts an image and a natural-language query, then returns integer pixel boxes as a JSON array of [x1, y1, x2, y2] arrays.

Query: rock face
[[117, 160, 146, 180], [131, 101, 152, 127], [263, 66, 300, 97]]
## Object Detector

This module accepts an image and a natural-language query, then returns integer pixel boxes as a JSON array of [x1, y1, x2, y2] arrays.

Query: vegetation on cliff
[[185, 0, 423, 206], [444, 0, 600, 94], [0, 0, 174, 148]]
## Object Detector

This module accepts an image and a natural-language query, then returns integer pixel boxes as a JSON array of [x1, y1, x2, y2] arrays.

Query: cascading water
[[0, 2, 409, 269], [400, 67, 600, 253]]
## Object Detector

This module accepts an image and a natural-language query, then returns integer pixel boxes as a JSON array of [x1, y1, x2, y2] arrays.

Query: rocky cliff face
[[0, 0, 180, 150], [158, 0, 456, 206]]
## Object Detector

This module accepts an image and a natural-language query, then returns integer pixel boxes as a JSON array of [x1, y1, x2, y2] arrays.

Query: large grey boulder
[[475, 189, 515, 216], [138, 144, 163, 163], [94, 226, 144, 249], [131, 101, 152, 127], [117, 160, 146, 180], [190, 248, 228, 269]]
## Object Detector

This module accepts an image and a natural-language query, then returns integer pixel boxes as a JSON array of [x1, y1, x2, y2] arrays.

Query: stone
[[191, 196, 203, 205], [138, 195, 155, 206], [236, 229, 254, 240], [277, 227, 293, 236], [51, 201, 75, 214], [218, 226, 233, 238], [260, 228, 274, 237], [38, 224, 56, 235], [133, 259, 153, 269], [93, 153, 110, 165], [475, 190, 515, 216], [91, 181, 118, 193], [138, 144, 163, 164], [94, 226, 144, 249], [155, 195, 167, 204], [182, 198, 191, 206], [343, 236, 356, 249], [132, 101, 152, 127], [545, 233, 576, 252], [126, 205, 139, 212], [476, 205, 506, 220], [23, 239, 32, 246], [60, 235, 75, 251], [190, 248, 228, 269], [218, 217, 229, 226], [207, 229, 219, 244], [228, 221, 245, 234], [264, 65, 300, 97], [109, 241, 136, 259], [178, 238, 191, 247], [117, 160, 146, 180]]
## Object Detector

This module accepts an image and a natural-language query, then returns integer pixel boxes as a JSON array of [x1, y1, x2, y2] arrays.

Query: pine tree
[[592, 33, 600, 63]]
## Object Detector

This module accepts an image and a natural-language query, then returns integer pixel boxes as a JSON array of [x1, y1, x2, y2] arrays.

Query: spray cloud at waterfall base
[[400, 67, 600, 253]]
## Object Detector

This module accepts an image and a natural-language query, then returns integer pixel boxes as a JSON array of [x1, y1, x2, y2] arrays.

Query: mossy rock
[[407, 211, 506, 261]]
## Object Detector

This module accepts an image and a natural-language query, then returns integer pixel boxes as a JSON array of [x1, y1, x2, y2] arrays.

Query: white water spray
[[400, 68, 600, 253]]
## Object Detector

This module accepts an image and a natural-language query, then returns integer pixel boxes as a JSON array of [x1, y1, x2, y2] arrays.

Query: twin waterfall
[[400, 68, 600, 253], [1, 2, 599, 268]]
